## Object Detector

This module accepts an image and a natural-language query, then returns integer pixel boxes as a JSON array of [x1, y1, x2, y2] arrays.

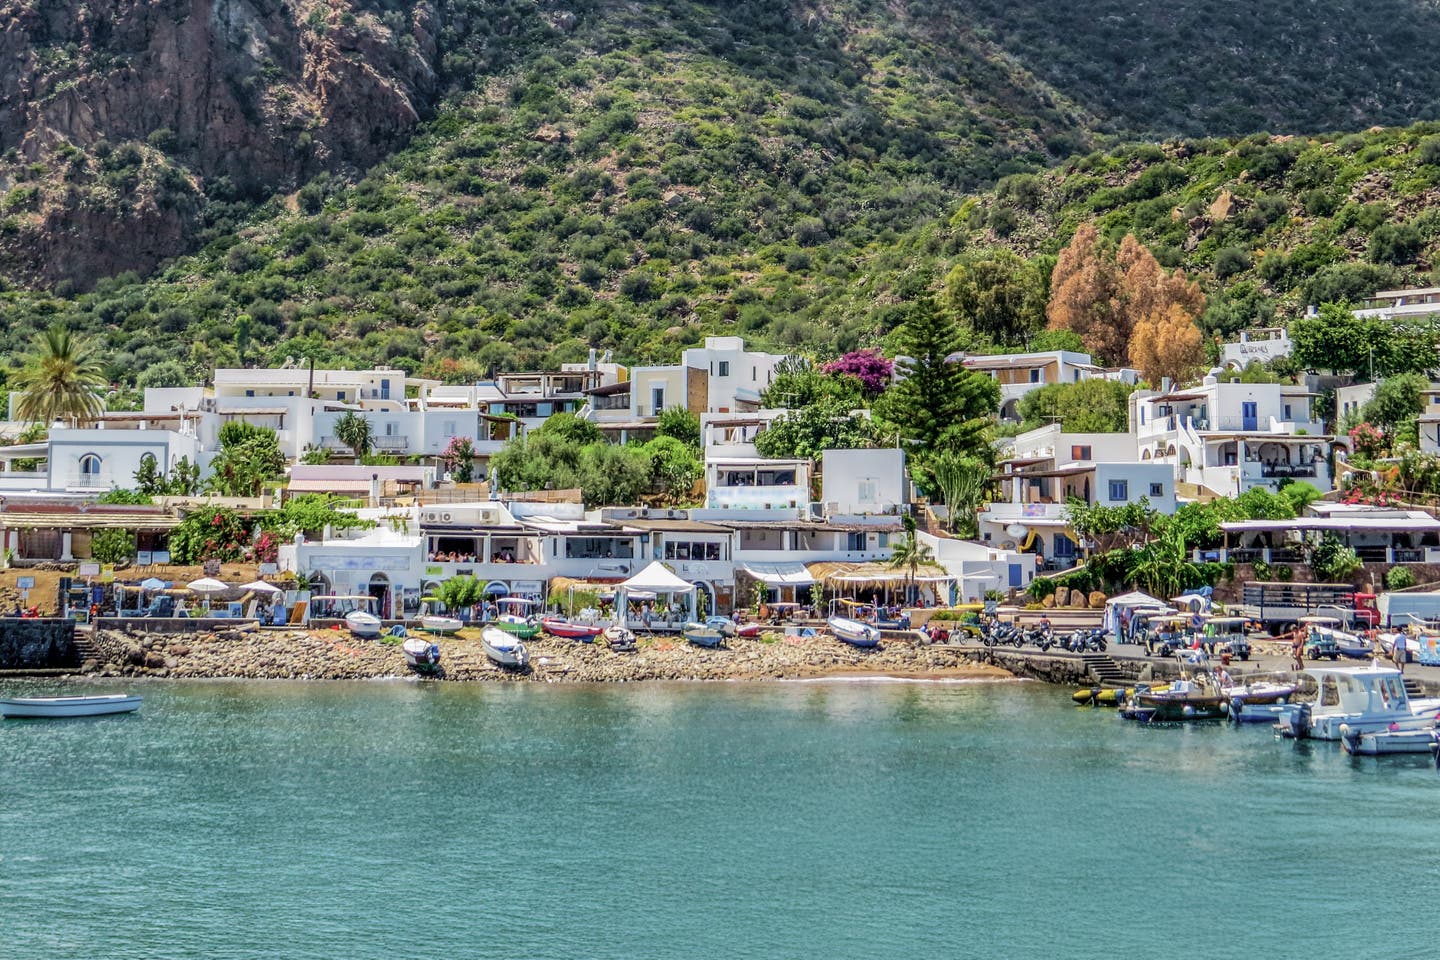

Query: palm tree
[[334, 410, 373, 459], [888, 514, 937, 605], [12, 326, 106, 426]]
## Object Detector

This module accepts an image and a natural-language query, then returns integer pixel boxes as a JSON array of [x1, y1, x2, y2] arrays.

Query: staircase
[[71, 629, 100, 666], [1080, 653, 1125, 684], [1404, 676, 1425, 700]]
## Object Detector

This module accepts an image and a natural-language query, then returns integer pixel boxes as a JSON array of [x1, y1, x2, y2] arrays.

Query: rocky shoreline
[[78, 625, 1015, 684]]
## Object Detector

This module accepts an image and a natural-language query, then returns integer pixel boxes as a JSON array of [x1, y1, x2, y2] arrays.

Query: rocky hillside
[[8, 1, 1440, 378], [952, 125, 1440, 337], [0, 0, 550, 286]]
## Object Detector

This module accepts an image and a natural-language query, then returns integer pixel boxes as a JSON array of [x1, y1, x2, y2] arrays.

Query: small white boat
[[1222, 680, 1296, 705], [2, 694, 142, 719], [683, 621, 725, 648], [308, 595, 383, 638], [828, 616, 880, 648], [604, 625, 637, 652], [482, 626, 529, 668], [1341, 724, 1439, 756], [402, 636, 442, 672], [344, 609, 383, 639], [415, 597, 464, 634]]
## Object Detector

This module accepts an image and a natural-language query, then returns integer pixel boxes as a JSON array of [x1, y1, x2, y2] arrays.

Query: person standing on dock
[[1290, 628, 1305, 672]]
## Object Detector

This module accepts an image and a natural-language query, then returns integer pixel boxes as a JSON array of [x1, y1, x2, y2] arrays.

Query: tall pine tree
[[876, 297, 999, 461]]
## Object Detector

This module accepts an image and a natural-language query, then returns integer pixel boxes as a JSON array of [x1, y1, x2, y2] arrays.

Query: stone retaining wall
[[0, 618, 78, 669]]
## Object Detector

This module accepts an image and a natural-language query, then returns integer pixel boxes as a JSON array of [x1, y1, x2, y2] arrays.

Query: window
[[1071, 445, 1092, 460], [1029, 369, 1041, 383], [651, 387, 665, 413], [1140, 408, 1146, 424], [718, 361, 730, 377], [443, 420, 457, 438], [79, 454, 102, 476], [1149, 482, 1165, 497], [245, 389, 254, 397], [1073, 370, 1081, 382], [857, 479, 878, 504], [664, 541, 724, 561], [847, 532, 867, 551], [385, 422, 398, 437], [138, 453, 157, 473], [381, 379, 391, 400], [337, 392, 346, 402], [1108, 480, 1129, 501], [1283, 404, 1292, 420]]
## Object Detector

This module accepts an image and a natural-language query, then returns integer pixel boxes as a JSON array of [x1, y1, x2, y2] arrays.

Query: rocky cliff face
[[0, 0, 443, 287]]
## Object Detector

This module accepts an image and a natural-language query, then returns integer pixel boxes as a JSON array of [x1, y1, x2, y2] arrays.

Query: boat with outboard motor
[[481, 626, 530, 668], [682, 621, 725, 648], [827, 599, 882, 648], [402, 636, 442, 673], [1277, 664, 1440, 741], [494, 597, 541, 639]]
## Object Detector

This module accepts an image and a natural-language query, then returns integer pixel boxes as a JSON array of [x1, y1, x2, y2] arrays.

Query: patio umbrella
[[238, 580, 283, 595], [187, 577, 230, 594], [139, 577, 168, 591]]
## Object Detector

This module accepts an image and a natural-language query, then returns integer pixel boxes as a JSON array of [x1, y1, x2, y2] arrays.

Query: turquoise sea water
[[3, 677, 1439, 959]]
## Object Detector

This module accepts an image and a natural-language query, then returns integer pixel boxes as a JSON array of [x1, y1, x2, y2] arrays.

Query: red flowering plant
[[1348, 422, 1387, 461]]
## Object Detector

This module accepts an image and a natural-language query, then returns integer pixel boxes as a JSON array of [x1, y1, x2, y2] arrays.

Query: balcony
[[320, 435, 409, 454], [707, 485, 806, 510], [979, 501, 1068, 522], [62, 472, 115, 490]]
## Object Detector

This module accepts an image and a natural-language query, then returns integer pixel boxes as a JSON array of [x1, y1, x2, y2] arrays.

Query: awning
[[287, 479, 373, 494], [548, 576, 625, 594], [807, 561, 954, 587], [738, 562, 815, 586]]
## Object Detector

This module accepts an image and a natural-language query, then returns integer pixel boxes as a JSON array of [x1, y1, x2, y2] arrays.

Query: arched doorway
[[367, 573, 391, 619]]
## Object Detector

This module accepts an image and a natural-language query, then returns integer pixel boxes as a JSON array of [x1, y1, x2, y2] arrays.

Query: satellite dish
[[1006, 523, 1028, 539]]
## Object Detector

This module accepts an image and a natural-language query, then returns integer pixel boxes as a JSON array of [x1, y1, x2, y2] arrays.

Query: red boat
[[542, 617, 606, 641], [735, 622, 763, 638]]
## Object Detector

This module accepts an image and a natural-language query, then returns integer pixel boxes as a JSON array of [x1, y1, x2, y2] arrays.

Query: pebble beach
[[81, 625, 1015, 683]]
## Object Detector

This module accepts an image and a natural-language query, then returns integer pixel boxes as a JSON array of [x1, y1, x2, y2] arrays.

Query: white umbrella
[[139, 577, 168, 591], [238, 580, 283, 595], [187, 578, 230, 594]]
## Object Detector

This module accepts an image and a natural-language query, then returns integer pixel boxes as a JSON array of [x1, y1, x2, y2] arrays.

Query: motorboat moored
[[542, 616, 606, 641], [827, 615, 880, 648], [494, 597, 540, 639], [402, 637, 442, 673], [682, 621, 725, 648], [1278, 665, 1440, 740], [604, 625, 638, 652], [482, 626, 530, 668], [1340, 723, 1439, 756], [1, 694, 142, 719]]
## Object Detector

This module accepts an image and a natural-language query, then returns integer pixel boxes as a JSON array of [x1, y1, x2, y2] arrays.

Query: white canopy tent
[[616, 562, 697, 630]]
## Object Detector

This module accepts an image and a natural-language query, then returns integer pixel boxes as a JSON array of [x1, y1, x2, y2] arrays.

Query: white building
[[1220, 327, 1293, 368], [959, 350, 1138, 421], [978, 424, 1175, 571], [1335, 382, 1377, 426], [0, 422, 206, 495], [582, 336, 787, 441], [1131, 376, 1333, 497]]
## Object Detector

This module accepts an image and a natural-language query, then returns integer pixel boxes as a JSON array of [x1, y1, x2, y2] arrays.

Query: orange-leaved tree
[[1129, 303, 1207, 386], [1045, 223, 1125, 364], [1048, 225, 1206, 377]]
